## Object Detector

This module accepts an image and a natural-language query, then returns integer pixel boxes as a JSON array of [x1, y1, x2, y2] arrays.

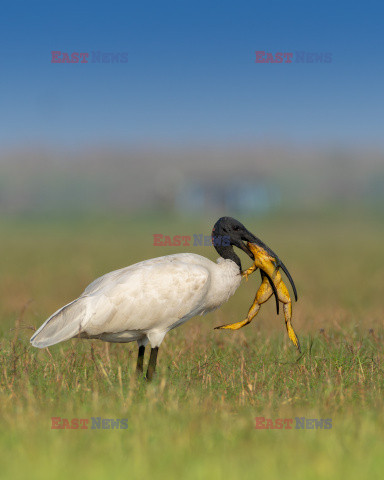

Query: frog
[[215, 242, 301, 353]]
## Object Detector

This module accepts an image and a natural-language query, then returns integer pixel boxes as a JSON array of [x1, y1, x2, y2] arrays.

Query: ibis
[[30, 217, 296, 380]]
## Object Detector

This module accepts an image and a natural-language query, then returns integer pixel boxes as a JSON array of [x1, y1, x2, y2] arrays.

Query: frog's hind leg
[[278, 281, 301, 352], [215, 273, 273, 330]]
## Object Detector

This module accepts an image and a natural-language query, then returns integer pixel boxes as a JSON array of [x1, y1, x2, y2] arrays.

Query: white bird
[[31, 217, 294, 380]]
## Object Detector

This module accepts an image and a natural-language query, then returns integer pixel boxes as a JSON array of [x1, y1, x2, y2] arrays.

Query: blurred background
[[1, 1, 383, 218], [1, 1, 383, 333]]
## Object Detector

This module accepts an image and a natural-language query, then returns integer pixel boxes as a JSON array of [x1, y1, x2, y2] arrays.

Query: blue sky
[[1, 0, 383, 149]]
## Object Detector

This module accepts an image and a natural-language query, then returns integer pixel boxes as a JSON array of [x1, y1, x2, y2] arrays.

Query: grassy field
[[1, 211, 384, 479]]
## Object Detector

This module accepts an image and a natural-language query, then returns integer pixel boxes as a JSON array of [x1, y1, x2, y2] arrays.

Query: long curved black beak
[[240, 229, 298, 302]]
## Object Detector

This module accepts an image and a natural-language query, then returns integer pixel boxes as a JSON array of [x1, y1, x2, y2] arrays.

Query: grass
[[1, 211, 384, 479]]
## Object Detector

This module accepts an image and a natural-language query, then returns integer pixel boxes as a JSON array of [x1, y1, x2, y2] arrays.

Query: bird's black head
[[211, 216, 298, 302], [211, 216, 271, 270]]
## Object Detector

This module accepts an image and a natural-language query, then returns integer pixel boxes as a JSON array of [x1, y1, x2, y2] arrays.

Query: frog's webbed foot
[[286, 320, 301, 353], [214, 318, 252, 330]]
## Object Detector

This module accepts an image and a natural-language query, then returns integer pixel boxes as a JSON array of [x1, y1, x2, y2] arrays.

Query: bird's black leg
[[146, 347, 159, 381], [136, 345, 145, 376]]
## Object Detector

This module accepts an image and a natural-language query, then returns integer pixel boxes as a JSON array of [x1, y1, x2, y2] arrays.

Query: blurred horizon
[[1, 142, 383, 215]]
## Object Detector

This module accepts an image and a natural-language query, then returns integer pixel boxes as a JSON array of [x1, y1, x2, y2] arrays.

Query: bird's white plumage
[[30, 253, 242, 349]]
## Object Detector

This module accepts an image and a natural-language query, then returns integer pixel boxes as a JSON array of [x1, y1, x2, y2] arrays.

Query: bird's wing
[[82, 259, 211, 335], [31, 256, 211, 348]]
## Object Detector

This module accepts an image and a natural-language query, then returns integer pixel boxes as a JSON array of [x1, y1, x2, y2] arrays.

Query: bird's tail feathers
[[30, 298, 87, 348]]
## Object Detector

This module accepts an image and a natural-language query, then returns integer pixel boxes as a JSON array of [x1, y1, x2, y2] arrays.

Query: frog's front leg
[[241, 264, 257, 281], [215, 274, 273, 330]]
